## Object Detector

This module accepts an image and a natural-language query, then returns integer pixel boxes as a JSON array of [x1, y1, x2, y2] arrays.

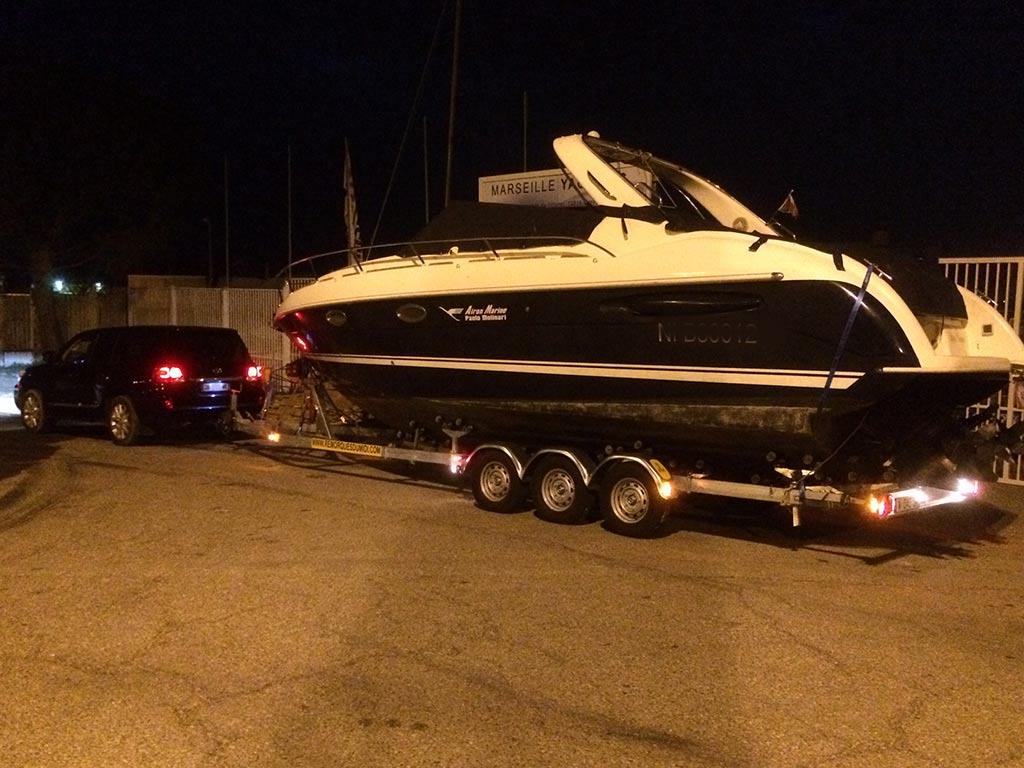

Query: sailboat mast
[[444, 0, 461, 207]]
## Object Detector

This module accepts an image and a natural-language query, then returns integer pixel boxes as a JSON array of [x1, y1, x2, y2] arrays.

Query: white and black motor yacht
[[275, 132, 1024, 487]]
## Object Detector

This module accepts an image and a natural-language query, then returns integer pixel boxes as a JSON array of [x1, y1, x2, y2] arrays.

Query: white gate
[[941, 256, 1024, 484]]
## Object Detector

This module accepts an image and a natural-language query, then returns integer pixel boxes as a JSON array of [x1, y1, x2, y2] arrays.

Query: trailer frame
[[231, 372, 982, 536]]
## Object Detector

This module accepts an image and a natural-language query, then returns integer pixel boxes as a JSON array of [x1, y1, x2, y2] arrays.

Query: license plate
[[892, 495, 920, 515], [202, 381, 229, 392]]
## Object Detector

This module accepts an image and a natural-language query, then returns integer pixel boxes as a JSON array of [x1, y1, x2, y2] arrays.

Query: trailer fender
[[523, 448, 597, 486], [591, 455, 675, 494], [463, 444, 528, 480]]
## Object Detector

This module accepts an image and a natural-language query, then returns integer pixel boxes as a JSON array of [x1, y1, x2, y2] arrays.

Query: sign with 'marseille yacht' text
[[478, 165, 652, 207]]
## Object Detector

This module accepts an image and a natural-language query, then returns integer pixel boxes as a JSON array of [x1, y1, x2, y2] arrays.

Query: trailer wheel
[[469, 450, 526, 513], [600, 462, 669, 538], [531, 455, 592, 524]]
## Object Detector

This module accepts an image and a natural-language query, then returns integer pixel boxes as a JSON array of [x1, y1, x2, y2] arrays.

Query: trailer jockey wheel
[[600, 463, 669, 538], [469, 449, 526, 513], [531, 455, 593, 524]]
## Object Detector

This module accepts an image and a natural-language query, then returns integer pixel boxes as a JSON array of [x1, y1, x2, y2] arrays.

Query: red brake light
[[246, 364, 263, 382], [155, 365, 185, 383]]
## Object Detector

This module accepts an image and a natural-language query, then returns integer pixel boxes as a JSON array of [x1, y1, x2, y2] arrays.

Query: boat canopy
[[412, 201, 606, 251]]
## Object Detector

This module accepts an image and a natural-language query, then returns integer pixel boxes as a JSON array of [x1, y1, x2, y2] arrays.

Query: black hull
[[311, 358, 1006, 481], [279, 279, 1005, 482]]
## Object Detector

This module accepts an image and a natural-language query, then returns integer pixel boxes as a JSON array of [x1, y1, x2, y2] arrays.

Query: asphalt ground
[[1, 419, 1022, 767]]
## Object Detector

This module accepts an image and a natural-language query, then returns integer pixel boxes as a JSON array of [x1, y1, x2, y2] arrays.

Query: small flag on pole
[[343, 138, 362, 265], [776, 189, 799, 219]]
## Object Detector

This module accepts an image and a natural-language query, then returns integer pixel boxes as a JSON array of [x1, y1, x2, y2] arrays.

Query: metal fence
[[0, 290, 128, 352], [941, 256, 1024, 484], [0, 293, 33, 351], [127, 286, 292, 370], [1, 284, 294, 372]]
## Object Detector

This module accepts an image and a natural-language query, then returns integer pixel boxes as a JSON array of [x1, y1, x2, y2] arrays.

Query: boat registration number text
[[657, 321, 757, 345]]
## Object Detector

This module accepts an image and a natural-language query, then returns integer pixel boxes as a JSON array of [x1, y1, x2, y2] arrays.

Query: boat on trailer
[[274, 132, 1024, 499]]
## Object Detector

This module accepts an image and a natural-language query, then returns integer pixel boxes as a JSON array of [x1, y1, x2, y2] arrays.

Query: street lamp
[[202, 217, 213, 286]]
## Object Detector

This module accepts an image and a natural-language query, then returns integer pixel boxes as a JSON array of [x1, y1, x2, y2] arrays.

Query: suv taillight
[[155, 364, 185, 383], [246, 364, 263, 382]]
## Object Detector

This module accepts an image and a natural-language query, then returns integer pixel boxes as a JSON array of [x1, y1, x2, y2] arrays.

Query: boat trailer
[[231, 371, 983, 537]]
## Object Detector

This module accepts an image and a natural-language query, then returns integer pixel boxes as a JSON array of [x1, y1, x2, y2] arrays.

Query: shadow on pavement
[[660, 492, 1018, 564], [0, 415, 67, 530], [235, 442, 462, 491], [0, 416, 64, 483]]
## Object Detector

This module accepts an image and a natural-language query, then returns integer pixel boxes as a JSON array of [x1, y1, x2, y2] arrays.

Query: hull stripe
[[308, 353, 864, 390]]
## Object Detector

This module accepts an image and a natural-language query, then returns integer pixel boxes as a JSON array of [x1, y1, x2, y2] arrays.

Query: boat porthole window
[[325, 309, 348, 326], [397, 303, 427, 324]]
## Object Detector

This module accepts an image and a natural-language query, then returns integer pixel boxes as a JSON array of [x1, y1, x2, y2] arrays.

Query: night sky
[[2, 1, 1022, 285]]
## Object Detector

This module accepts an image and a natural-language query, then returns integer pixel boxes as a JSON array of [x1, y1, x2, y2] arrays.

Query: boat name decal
[[657, 321, 757, 345], [439, 303, 509, 323]]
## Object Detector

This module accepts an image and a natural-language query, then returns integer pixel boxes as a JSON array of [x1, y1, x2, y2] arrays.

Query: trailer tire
[[469, 449, 526, 513], [600, 462, 669, 538], [531, 455, 592, 524]]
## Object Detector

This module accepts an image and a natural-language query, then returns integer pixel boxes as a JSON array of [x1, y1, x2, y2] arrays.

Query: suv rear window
[[118, 328, 249, 369]]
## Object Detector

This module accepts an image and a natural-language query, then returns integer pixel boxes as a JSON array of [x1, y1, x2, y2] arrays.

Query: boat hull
[[277, 279, 1008, 480]]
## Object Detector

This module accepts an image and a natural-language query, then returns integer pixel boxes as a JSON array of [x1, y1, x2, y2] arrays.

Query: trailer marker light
[[267, 431, 281, 443], [449, 454, 465, 474], [955, 478, 980, 496], [658, 480, 674, 499], [869, 494, 893, 518]]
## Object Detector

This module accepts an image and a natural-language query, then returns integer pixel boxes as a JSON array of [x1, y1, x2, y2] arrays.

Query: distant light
[[267, 432, 281, 443], [94, 282, 103, 292], [52, 279, 64, 292]]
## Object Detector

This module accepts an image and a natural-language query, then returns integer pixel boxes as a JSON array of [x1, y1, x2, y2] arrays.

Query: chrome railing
[[279, 235, 618, 280]]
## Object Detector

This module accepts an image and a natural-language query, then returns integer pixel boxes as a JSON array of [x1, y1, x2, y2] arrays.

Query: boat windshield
[[582, 135, 780, 236]]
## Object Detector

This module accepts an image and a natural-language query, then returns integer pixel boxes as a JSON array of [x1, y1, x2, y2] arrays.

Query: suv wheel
[[108, 396, 142, 446], [21, 389, 50, 433]]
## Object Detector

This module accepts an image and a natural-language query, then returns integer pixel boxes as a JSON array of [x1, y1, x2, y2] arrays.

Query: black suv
[[14, 325, 265, 445]]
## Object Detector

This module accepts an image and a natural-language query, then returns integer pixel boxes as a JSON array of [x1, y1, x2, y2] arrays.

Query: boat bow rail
[[282, 234, 620, 281]]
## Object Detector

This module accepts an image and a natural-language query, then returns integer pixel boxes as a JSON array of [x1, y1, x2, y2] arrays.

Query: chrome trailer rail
[[670, 473, 981, 526]]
